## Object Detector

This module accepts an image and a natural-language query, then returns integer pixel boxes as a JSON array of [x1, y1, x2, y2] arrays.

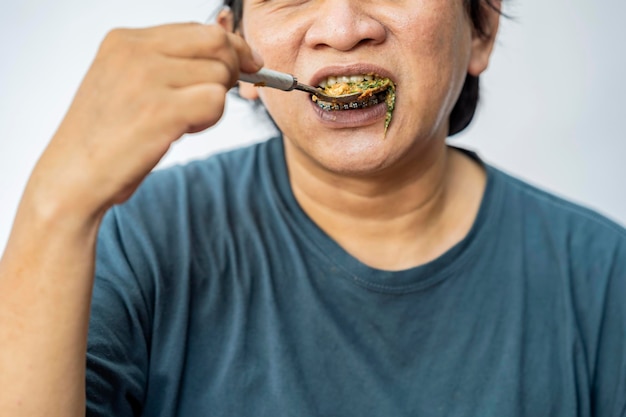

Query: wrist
[[11, 177, 107, 247]]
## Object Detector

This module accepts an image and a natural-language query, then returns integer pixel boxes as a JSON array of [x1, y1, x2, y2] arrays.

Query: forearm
[[0, 21, 260, 416], [0, 192, 103, 417]]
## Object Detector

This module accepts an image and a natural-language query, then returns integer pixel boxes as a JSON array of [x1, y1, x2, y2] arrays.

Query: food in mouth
[[312, 74, 396, 134]]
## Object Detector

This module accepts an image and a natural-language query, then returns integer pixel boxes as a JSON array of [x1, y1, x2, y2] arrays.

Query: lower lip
[[309, 98, 388, 128]]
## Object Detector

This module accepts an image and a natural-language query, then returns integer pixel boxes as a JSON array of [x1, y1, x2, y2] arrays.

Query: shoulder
[[488, 164, 626, 245], [486, 166, 626, 413], [112, 137, 280, 224], [96, 137, 283, 277], [485, 163, 626, 313], [139, 137, 278, 207]]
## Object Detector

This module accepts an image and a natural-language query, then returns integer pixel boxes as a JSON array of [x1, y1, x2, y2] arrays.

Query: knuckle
[[97, 29, 160, 86], [209, 83, 229, 99], [102, 28, 129, 49], [208, 24, 228, 40], [100, 28, 139, 62], [204, 87, 228, 125], [191, 84, 227, 125], [205, 25, 230, 50], [211, 62, 234, 87]]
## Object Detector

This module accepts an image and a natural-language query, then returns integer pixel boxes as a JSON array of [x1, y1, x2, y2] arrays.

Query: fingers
[[90, 22, 256, 136], [103, 23, 263, 92], [226, 31, 265, 74], [39, 22, 261, 213], [156, 56, 235, 89], [139, 22, 263, 75], [171, 84, 229, 134]]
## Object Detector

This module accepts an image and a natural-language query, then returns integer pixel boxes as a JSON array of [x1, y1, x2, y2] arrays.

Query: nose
[[304, 0, 387, 51]]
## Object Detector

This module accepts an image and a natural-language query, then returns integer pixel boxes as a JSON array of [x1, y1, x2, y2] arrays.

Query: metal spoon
[[239, 68, 386, 104]]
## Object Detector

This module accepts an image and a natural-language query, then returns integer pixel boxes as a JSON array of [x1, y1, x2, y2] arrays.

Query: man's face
[[241, 0, 492, 175]]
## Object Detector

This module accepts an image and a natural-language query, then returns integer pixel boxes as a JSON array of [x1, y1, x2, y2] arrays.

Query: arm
[[0, 22, 262, 417]]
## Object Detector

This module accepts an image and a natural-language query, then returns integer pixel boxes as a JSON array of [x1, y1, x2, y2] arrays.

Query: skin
[[0, 24, 262, 416], [0, 1, 499, 415], [238, 0, 500, 269]]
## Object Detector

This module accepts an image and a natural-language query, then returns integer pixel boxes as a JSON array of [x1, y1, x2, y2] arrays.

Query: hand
[[27, 22, 263, 222]]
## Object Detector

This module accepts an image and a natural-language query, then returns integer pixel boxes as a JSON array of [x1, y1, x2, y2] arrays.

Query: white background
[[1, 0, 625, 255]]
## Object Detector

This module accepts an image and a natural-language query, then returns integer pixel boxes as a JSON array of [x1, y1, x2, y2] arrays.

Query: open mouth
[[312, 74, 396, 134]]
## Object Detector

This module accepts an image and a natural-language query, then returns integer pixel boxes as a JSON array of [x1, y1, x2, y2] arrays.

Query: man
[[1, 0, 624, 415]]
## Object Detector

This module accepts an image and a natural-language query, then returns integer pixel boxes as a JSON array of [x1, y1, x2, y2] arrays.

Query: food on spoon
[[321, 77, 390, 99], [313, 74, 396, 135]]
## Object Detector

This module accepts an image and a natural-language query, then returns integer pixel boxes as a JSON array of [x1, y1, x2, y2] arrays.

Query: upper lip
[[307, 64, 396, 87]]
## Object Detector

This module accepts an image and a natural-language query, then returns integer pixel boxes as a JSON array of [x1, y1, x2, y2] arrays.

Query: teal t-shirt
[[87, 137, 626, 416]]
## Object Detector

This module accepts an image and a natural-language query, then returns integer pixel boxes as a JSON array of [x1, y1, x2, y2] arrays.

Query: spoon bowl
[[239, 68, 389, 104]]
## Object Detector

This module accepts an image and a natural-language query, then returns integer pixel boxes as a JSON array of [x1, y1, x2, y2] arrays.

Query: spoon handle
[[239, 68, 298, 91]]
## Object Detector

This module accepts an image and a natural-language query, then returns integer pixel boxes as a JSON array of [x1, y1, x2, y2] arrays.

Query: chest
[[142, 268, 590, 417]]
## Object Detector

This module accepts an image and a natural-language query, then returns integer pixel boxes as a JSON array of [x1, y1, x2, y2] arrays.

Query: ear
[[216, 6, 260, 100], [217, 6, 235, 32], [238, 81, 261, 100], [467, 1, 501, 77]]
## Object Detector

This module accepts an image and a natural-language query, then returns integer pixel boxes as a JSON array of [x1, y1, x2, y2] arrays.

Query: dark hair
[[223, 0, 501, 136], [451, 0, 502, 136]]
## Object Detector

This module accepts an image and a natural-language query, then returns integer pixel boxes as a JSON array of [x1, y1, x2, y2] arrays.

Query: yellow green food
[[319, 77, 396, 136], [383, 80, 396, 134]]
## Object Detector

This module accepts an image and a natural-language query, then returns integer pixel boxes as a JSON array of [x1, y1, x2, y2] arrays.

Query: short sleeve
[[86, 207, 153, 416], [591, 237, 626, 417]]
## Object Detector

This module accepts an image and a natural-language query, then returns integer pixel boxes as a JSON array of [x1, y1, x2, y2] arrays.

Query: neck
[[284, 139, 486, 271]]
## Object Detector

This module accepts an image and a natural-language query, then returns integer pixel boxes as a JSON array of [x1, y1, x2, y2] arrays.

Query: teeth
[[317, 74, 379, 88], [314, 91, 388, 111]]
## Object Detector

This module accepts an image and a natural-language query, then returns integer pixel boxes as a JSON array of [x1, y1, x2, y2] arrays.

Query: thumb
[[227, 32, 264, 74]]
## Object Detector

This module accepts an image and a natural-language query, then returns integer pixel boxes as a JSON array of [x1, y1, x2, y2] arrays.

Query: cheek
[[257, 89, 301, 134], [388, 4, 473, 135], [243, 0, 473, 141], [398, 4, 471, 66], [248, 30, 299, 67], [241, 10, 309, 71], [397, 6, 472, 91]]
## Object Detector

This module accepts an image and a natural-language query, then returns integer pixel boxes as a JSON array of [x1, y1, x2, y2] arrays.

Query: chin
[[281, 111, 444, 176], [303, 132, 404, 176]]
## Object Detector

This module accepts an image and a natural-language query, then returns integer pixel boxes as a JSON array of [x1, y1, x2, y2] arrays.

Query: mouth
[[312, 73, 396, 134]]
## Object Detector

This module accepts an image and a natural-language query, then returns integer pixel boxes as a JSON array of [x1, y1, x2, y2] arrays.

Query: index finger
[[144, 23, 263, 73]]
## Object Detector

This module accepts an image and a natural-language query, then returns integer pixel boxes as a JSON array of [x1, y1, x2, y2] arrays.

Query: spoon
[[239, 68, 386, 104]]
